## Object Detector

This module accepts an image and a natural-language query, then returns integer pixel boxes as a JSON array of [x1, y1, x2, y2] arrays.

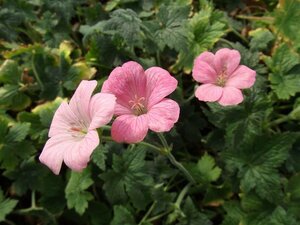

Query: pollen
[[129, 94, 147, 116]]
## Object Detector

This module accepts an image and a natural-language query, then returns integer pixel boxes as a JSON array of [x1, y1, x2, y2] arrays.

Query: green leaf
[[65, 168, 94, 215], [187, 153, 221, 184], [0, 188, 18, 222], [100, 148, 153, 210], [5, 122, 30, 143], [0, 84, 31, 111], [0, 59, 21, 84], [265, 43, 300, 99], [174, 5, 226, 71], [249, 28, 274, 51], [176, 197, 212, 225], [274, 0, 300, 49], [110, 205, 136, 225], [153, 4, 190, 52], [91, 144, 108, 171], [224, 133, 298, 201], [221, 201, 243, 225]]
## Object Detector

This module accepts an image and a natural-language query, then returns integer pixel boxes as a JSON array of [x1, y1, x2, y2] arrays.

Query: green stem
[[157, 133, 196, 184], [236, 15, 274, 22], [31, 54, 44, 91], [146, 209, 173, 223], [31, 191, 36, 208], [138, 201, 157, 225], [156, 51, 161, 67], [175, 183, 191, 207], [269, 115, 290, 127]]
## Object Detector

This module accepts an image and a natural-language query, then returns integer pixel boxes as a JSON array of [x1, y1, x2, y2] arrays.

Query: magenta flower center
[[216, 67, 228, 87], [129, 94, 147, 116]]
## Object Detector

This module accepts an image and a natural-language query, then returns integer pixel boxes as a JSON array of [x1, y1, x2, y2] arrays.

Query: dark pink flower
[[39, 80, 116, 174], [102, 61, 180, 143], [192, 48, 256, 106]]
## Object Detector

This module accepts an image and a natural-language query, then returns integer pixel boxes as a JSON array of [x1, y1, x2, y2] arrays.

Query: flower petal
[[101, 61, 147, 110], [195, 84, 223, 102], [63, 130, 99, 172], [69, 80, 97, 124], [48, 102, 78, 137], [218, 87, 243, 106], [89, 93, 116, 130], [111, 114, 148, 143], [147, 99, 180, 132], [145, 67, 178, 108], [226, 65, 256, 89], [192, 52, 217, 83], [214, 48, 241, 75], [39, 133, 73, 175]]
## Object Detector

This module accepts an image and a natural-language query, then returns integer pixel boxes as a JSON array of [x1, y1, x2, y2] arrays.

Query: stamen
[[216, 66, 228, 87], [129, 95, 147, 116]]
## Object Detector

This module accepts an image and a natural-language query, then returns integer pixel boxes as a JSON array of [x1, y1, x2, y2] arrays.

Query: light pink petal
[[69, 80, 97, 124], [226, 65, 256, 89], [89, 93, 116, 130], [145, 67, 178, 109], [64, 130, 99, 172], [218, 87, 243, 106], [111, 114, 148, 143], [39, 133, 74, 175], [147, 99, 180, 132], [214, 48, 241, 75], [192, 52, 217, 83], [101, 61, 147, 110], [48, 102, 78, 137], [195, 84, 223, 102]]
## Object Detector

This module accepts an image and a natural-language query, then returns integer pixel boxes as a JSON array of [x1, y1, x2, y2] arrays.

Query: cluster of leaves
[[0, 0, 299, 225]]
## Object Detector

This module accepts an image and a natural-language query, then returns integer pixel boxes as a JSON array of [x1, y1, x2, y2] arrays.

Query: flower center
[[129, 94, 147, 116], [216, 67, 228, 87], [68, 121, 88, 138]]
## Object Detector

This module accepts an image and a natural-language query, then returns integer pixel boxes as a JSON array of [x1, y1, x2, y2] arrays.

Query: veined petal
[[145, 67, 178, 109], [195, 84, 223, 102], [214, 48, 241, 75], [89, 93, 116, 130], [111, 114, 148, 143], [226, 65, 256, 89], [48, 102, 78, 137], [147, 99, 180, 132], [63, 130, 99, 172], [39, 133, 74, 175], [101, 61, 147, 109], [192, 52, 217, 83], [69, 80, 97, 125], [218, 87, 243, 106]]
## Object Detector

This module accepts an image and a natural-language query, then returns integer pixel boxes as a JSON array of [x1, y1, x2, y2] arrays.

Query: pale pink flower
[[39, 80, 116, 175], [101, 61, 180, 143], [192, 48, 256, 106]]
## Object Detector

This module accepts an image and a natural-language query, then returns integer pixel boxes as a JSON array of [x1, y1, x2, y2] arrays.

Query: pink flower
[[192, 48, 256, 106], [39, 80, 116, 175], [101, 61, 180, 143]]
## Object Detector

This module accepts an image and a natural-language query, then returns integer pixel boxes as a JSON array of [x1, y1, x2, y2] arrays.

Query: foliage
[[0, 0, 299, 225]]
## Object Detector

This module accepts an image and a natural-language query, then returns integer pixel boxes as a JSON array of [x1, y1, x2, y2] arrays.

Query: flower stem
[[157, 133, 196, 184], [138, 201, 157, 225]]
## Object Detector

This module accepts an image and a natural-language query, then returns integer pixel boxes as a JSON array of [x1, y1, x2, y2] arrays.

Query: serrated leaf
[[110, 205, 136, 225], [224, 133, 298, 201], [176, 197, 212, 225], [100, 148, 153, 210], [187, 153, 221, 184], [0, 59, 21, 84], [65, 168, 94, 215], [154, 4, 190, 52], [0, 188, 18, 222], [91, 144, 108, 171], [266, 44, 300, 99], [5, 122, 30, 142], [249, 28, 274, 51]]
